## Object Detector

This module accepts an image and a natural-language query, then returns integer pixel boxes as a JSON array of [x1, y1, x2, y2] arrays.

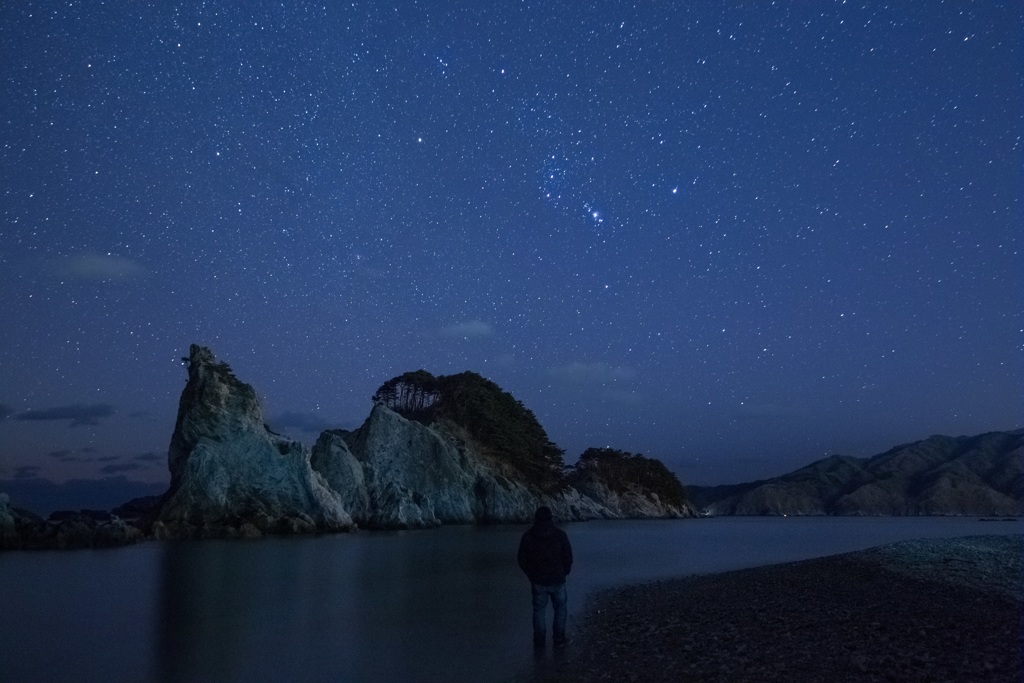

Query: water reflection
[[155, 528, 535, 682], [1, 518, 1012, 682]]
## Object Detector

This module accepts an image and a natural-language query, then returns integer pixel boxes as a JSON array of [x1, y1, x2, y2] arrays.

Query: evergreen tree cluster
[[373, 370, 566, 489], [371, 370, 439, 418], [573, 447, 686, 508]]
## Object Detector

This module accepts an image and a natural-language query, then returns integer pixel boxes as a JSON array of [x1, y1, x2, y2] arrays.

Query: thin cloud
[[0, 404, 12, 420], [99, 462, 143, 475], [14, 466, 41, 480], [269, 411, 336, 434], [47, 450, 85, 463], [53, 253, 147, 281], [440, 320, 493, 338], [15, 403, 116, 427], [133, 451, 163, 463], [47, 447, 96, 462]]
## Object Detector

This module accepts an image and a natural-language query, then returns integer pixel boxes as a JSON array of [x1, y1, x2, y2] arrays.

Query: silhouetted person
[[517, 506, 573, 648]]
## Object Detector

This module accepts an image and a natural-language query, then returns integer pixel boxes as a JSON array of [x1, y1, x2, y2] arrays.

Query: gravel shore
[[536, 534, 1022, 683]]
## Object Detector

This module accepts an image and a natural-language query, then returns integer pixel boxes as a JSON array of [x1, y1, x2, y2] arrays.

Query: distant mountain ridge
[[0, 476, 166, 517], [686, 430, 1023, 516]]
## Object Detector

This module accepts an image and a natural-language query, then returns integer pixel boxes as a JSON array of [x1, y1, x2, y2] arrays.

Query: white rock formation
[[156, 345, 692, 534], [156, 345, 353, 534], [310, 430, 369, 518], [312, 404, 532, 527], [310, 404, 625, 528]]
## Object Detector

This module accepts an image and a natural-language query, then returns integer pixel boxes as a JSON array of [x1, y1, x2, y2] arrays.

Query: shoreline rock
[[1, 494, 145, 550]]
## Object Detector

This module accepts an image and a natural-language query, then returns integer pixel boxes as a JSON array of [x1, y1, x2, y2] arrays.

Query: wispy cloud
[[269, 411, 336, 434], [99, 462, 143, 475], [15, 403, 115, 427], [47, 450, 86, 463], [133, 451, 163, 463], [14, 465, 41, 480], [53, 253, 147, 281], [440, 320, 493, 338], [549, 361, 637, 384], [47, 447, 97, 463]]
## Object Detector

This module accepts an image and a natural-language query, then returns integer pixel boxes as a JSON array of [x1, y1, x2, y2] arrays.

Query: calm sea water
[[0, 517, 1018, 682]]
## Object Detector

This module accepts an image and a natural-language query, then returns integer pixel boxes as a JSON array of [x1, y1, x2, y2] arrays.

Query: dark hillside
[[687, 430, 1022, 516], [570, 447, 688, 509]]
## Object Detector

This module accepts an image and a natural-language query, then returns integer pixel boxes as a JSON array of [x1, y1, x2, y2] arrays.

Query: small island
[[1, 344, 693, 549]]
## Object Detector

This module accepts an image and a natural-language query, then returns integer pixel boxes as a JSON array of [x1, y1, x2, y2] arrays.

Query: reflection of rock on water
[[157, 539, 363, 682], [155, 530, 531, 682]]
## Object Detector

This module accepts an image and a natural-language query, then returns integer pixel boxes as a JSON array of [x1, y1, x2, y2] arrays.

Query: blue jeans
[[531, 583, 567, 645]]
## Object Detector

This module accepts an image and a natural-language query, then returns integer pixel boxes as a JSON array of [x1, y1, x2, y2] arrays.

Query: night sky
[[1, 1, 1020, 497]]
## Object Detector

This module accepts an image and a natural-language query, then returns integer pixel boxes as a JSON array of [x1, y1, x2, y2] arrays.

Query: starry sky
[[1, 1, 1020, 499]]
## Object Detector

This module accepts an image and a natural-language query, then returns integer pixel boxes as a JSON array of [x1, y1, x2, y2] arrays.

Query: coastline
[[538, 534, 1023, 682]]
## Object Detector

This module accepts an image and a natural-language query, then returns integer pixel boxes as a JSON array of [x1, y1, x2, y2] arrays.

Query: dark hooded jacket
[[517, 511, 573, 586]]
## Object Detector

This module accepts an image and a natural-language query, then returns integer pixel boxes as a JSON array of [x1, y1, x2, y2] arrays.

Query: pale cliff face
[[309, 403, 690, 528], [156, 345, 353, 535], [167, 345, 265, 489], [312, 404, 545, 528]]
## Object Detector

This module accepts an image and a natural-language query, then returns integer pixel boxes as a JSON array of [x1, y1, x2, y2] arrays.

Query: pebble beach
[[537, 533, 1022, 683]]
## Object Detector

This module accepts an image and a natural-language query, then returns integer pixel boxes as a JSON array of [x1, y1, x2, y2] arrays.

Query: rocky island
[[1, 344, 693, 548], [3, 344, 1020, 550]]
